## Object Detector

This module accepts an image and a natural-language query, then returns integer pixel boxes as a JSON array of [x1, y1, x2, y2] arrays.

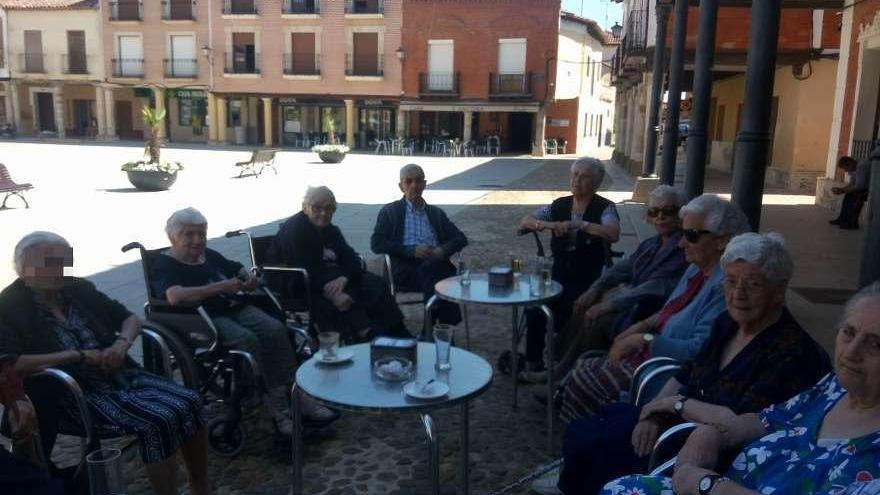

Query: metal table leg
[[540, 304, 555, 455], [461, 304, 470, 349], [511, 306, 520, 410], [460, 401, 470, 495], [421, 413, 440, 495], [291, 382, 303, 495], [424, 295, 439, 341]]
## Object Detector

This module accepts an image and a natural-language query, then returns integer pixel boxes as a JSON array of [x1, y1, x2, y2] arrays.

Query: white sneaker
[[530, 466, 562, 495]]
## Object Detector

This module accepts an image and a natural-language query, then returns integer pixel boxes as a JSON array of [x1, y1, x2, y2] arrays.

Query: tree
[[142, 106, 166, 164]]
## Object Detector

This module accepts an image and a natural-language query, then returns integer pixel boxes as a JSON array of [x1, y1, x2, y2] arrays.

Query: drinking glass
[[458, 258, 471, 286], [542, 257, 553, 287], [433, 324, 454, 371], [318, 331, 340, 359], [87, 448, 124, 495], [529, 256, 545, 297]]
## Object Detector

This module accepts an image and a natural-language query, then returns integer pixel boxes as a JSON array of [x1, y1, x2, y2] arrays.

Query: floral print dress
[[601, 374, 880, 495]]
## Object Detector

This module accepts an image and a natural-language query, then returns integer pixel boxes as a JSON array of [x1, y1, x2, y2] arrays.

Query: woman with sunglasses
[[522, 185, 689, 386]]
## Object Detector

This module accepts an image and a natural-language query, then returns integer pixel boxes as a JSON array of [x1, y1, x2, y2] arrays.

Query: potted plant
[[121, 106, 184, 191], [311, 116, 349, 163]]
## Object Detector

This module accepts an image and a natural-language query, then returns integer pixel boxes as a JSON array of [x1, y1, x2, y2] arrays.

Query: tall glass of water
[[87, 448, 124, 495], [457, 255, 471, 286], [529, 256, 545, 297], [433, 324, 454, 371]]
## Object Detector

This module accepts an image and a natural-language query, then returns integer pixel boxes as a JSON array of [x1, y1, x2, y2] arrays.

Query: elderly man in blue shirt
[[371, 164, 468, 325]]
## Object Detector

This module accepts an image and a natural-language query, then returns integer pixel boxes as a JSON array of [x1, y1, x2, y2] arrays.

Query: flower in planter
[[311, 144, 351, 154], [121, 160, 184, 174]]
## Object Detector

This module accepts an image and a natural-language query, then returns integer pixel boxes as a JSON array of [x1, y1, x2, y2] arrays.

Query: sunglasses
[[309, 203, 336, 214], [646, 206, 681, 218], [682, 229, 713, 243]]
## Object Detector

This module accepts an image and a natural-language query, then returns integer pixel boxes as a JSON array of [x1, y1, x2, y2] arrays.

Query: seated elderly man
[[601, 281, 880, 495], [265, 186, 410, 341], [371, 164, 468, 325], [150, 207, 335, 435], [518, 157, 621, 373], [533, 233, 831, 495]]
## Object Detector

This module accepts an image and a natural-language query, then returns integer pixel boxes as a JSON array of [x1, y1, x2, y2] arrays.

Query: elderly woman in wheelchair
[[532, 233, 831, 495], [602, 282, 880, 495], [0, 231, 210, 495], [151, 207, 336, 436]]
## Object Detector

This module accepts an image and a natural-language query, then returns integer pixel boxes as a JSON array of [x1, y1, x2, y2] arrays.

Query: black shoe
[[829, 219, 841, 225]]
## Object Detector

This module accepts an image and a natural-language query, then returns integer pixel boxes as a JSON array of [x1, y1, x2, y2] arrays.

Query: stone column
[[344, 99, 355, 147], [94, 86, 106, 138], [53, 86, 66, 139], [216, 96, 227, 143], [9, 82, 21, 131], [396, 108, 405, 137], [643, 4, 670, 177], [463, 111, 473, 142], [153, 87, 166, 139], [660, 0, 689, 185], [532, 107, 546, 157], [207, 93, 218, 142], [262, 97, 273, 146], [104, 88, 117, 139]]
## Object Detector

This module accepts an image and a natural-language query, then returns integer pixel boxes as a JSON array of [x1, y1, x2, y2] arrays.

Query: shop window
[[180, 97, 207, 134], [228, 99, 242, 127]]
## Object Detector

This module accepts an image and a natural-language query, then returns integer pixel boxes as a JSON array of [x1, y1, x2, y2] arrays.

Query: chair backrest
[[0, 164, 13, 183], [249, 234, 275, 268]]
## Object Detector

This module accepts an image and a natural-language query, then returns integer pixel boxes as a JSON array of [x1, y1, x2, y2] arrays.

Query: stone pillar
[[532, 107, 546, 157], [344, 99, 355, 147], [396, 108, 405, 137], [9, 82, 21, 131], [104, 88, 117, 139], [207, 93, 218, 142], [53, 86, 65, 139], [643, 4, 671, 177], [660, 0, 689, 185], [94, 86, 106, 138], [216, 96, 227, 143], [262, 97, 273, 146], [463, 111, 473, 143], [153, 87, 166, 139]]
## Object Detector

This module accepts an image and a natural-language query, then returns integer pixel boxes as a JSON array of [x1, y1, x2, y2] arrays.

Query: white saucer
[[404, 380, 450, 400], [316, 349, 354, 364]]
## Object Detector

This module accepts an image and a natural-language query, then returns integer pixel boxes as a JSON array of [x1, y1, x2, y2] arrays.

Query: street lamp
[[395, 47, 406, 63], [610, 22, 623, 40]]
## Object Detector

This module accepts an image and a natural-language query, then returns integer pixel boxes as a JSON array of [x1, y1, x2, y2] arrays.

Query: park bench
[[234, 148, 279, 178], [0, 163, 33, 209]]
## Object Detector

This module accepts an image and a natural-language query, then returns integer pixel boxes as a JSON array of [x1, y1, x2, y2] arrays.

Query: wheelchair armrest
[[630, 357, 681, 398], [648, 456, 677, 476], [382, 254, 396, 296], [140, 327, 172, 378], [648, 422, 697, 472], [633, 364, 682, 407], [28, 368, 99, 454], [260, 265, 312, 309]]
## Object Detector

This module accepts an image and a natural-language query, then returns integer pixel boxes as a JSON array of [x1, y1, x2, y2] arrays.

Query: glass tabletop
[[433, 273, 563, 306], [296, 343, 493, 413]]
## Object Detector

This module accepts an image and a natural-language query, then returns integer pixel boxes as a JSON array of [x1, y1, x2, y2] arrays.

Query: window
[[496, 38, 526, 93], [350, 32, 380, 76], [115, 35, 143, 77], [24, 30, 44, 73], [288, 32, 316, 74], [227, 98, 242, 127], [66, 31, 87, 74], [168, 35, 197, 77], [179, 96, 206, 132], [229, 32, 257, 73], [427, 40, 454, 91]]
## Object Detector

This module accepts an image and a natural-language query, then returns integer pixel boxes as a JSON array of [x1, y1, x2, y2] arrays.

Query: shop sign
[[279, 98, 298, 105], [548, 119, 570, 127], [170, 89, 206, 99], [361, 99, 389, 106]]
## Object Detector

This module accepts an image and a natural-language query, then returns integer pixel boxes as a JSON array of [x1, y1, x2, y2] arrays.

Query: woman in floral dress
[[601, 282, 880, 495]]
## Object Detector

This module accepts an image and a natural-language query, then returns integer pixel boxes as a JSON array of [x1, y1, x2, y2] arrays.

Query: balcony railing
[[345, 53, 383, 76], [283, 0, 318, 14], [345, 0, 383, 14], [109, 0, 143, 21], [162, 0, 196, 20], [164, 58, 198, 78], [112, 58, 145, 77], [224, 52, 260, 74], [283, 53, 321, 75], [419, 72, 460, 97], [853, 139, 879, 162], [19, 53, 46, 74], [489, 72, 532, 97], [61, 54, 90, 74], [223, 0, 258, 14]]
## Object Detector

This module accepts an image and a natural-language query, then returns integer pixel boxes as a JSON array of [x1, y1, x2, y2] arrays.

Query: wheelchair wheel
[[143, 320, 200, 390], [207, 417, 245, 458]]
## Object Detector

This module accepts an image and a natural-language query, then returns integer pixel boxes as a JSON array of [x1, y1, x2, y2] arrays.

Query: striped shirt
[[403, 199, 438, 247]]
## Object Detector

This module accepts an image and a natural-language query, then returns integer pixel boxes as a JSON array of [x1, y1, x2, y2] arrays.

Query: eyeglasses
[[646, 206, 680, 218], [309, 203, 336, 214], [682, 229, 713, 243]]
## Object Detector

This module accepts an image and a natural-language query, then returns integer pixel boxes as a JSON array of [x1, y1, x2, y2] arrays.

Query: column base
[[632, 176, 661, 203]]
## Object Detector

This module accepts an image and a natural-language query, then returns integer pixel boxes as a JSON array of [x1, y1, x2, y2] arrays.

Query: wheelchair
[[122, 241, 307, 457]]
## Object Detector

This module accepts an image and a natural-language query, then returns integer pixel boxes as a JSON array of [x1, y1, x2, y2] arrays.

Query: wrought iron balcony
[[853, 139, 880, 162], [345, 0, 383, 14], [164, 58, 198, 78], [418, 72, 460, 97], [223, 0, 258, 14], [109, 0, 143, 21], [489, 72, 532, 98], [112, 58, 145, 78], [162, 0, 196, 20], [61, 54, 90, 75], [19, 53, 46, 74], [345, 53, 383, 76], [224, 52, 260, 74], [283, 0, 318, 14], [283, 53, 321, 75]]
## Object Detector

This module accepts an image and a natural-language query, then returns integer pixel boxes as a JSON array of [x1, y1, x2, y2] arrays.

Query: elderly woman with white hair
[[533, 232, 831, 495], [0, 232, 210, 495], [518, 157, 622, 373], [522, 184, 689, 385], [265, 186, 410, 341], [150, 207, 336, 435]]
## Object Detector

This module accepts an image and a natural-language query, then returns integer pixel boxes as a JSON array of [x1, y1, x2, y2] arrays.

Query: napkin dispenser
[[488, 266, 514, 289], [370, 337, 418, 366]]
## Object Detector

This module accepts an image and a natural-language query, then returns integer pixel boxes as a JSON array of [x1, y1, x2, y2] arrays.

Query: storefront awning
[[398, 101, 541, 113]]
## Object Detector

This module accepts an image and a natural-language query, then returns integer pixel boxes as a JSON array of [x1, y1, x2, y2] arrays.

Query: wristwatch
[[698, 474, 728, 495], [673, 396, 689, 416], [642, 333, 655, 344]]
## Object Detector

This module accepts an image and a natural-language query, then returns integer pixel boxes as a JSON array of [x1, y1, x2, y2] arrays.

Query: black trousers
[[0, 448, 64, 495], [312, 271, 410, 341], [834, 190, 869, 228], [392, 257, 462, 326]]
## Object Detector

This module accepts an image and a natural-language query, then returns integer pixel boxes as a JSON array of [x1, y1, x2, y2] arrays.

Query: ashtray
[[373, 357, 413, 382]]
